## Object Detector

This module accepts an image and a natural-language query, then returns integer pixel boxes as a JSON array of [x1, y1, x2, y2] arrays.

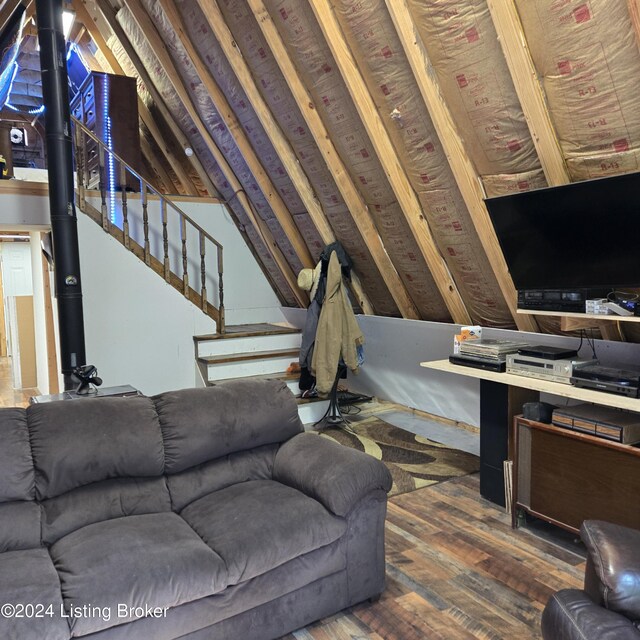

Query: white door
[[1, 241, 33, 358], [1, 242, 33, 296]]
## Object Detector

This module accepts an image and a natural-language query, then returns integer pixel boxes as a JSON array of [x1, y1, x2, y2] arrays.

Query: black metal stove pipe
[[36, 0, 87, 390]]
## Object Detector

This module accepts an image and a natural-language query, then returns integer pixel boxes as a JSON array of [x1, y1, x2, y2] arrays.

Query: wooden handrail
[[71, 115, 225, 333]]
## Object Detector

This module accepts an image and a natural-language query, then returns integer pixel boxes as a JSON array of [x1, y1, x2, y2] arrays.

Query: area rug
[[318, 416, 479, 497]]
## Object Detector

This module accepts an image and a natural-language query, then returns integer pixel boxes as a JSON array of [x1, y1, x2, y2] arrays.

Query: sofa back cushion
[[40, 476, 172, 545], [155, 379, 303, 474], [28, 397, 165, 500], [0, 408, 40, 551], [0, 408, 34, 502]]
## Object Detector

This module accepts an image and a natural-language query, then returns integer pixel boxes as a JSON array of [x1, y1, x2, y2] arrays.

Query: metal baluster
[[199, 232, 207, 311], [181, 216, 189, 296], [218, 246, 225, 334], [121, 164, 130, 249], [142, 183, 150, 266], [98, 145, 109, 232], [161, 199, 170, 282]]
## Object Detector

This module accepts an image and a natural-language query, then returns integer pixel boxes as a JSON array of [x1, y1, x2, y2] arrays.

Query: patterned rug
[[318, 416, 479, 497]]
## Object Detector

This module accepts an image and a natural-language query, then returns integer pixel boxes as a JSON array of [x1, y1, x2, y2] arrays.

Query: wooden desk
[[420, 359, 640, 506]]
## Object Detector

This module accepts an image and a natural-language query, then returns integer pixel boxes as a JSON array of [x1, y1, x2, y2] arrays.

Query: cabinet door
[[518, 421, 640, 532]]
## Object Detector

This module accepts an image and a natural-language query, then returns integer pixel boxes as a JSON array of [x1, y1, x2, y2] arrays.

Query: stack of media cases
[[449, 339, 531, 372]]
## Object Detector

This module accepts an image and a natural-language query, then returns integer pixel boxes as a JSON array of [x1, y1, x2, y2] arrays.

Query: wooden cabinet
[[71, 72, 141, 191], [513, 416, 640, 533]]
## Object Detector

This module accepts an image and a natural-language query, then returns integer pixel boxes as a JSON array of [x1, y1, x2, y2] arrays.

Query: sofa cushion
[[41, 477, 172, 545], [28, 397, 164, 500], [0, 548, 69, 640], [50, 512, 227, 637], [0, 407, 34, 502], [154, 379, 303, 474], [167, 444, 277, 512], [0, 501, 41, 552], [180, 479, 346, 586]]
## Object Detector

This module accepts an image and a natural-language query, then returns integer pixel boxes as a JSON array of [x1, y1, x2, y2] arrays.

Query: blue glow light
[[103, 75, 117, 223]]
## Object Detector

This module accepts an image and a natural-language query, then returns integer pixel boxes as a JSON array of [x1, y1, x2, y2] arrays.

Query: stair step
[[194, 323, 300, 342], [198, 348, 300, 366], [195, 331, 301, 358]]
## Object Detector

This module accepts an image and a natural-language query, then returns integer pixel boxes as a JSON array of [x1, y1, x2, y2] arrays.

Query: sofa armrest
[[542, 589, 640, 640], [272, 432, 392, 517], [581, 520, 640, 620]]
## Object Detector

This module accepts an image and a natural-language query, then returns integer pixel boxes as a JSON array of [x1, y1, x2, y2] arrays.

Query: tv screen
[[485, 172, 640, 291]]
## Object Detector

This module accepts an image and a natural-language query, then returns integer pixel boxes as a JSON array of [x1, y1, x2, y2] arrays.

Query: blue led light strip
[[102, 74, 116, 223]]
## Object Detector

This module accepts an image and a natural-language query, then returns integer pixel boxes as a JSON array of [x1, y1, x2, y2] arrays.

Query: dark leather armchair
[[541, 520, 640, 639]]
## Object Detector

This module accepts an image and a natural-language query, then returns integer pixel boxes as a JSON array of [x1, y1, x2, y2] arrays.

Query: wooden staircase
[[194, 323, 329, 424], [72, 116, 225, 333]]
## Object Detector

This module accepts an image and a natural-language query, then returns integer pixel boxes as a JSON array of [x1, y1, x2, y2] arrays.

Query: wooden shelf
[[517, 308, 640, 323], [420, 359, 640, 412]]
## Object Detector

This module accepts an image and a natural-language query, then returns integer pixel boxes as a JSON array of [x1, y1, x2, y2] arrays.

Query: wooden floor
[[0, 356, 37, 407], [284, 474, 585, 640]]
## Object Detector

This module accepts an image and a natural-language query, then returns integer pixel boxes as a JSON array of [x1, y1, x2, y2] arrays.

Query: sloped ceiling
[[24, 1, 640, 333]]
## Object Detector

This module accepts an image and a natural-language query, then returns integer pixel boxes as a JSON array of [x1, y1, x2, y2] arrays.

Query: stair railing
[[71, 115, 225, 334]]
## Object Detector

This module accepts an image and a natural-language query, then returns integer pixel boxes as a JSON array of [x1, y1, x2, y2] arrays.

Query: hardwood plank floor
[[284, 474, 585, 640], [0, 356, 37, 407]]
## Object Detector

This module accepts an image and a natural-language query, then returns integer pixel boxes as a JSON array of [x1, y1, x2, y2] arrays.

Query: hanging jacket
[[312, 251, 364, 395]]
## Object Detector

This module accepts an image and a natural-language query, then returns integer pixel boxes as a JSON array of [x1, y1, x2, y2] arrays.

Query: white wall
[[0, 186, 287, 397], [77, 199, 284, 396], [282, 308, 640, 428]]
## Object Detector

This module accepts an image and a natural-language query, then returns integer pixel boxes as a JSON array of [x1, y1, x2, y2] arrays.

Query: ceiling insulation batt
[[331, 0, 514, 327], [408, 0, 547, 197]]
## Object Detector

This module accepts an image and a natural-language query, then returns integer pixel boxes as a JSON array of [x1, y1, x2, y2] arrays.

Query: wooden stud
[[148, 0, 316, 273], [192, 0, 375, 315], [385, 0, 537, 333], [140, 133, 180, 194], [41, 253, 59, 395], [308, 0, 471, 325], [246, 0, 419, 320], [110, 0, 308, 307], [79, 0, 212, 197], [486, 0, 571, 186]]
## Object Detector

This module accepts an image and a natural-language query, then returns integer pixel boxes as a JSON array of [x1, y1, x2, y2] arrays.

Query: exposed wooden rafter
[[308, 0, 471, 325], [96, 0, 308, 306], [73, 0, 201, 195], [186, 0, 375, 314], [246, 0, 418, 319], [486, 0, 571, 187], [385, 0, 537, 332], [123, 0, 316, 273]]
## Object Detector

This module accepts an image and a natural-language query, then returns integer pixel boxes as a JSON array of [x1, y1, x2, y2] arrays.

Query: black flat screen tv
[[485, 172, 640, 291]]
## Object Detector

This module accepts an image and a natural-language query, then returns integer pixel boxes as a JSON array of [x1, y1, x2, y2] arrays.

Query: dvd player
[[449, 354, 506, 373], [570, 364, 640, 398], [516, 345, 578, 360], [518, 288, 609, 312], [507, 353, 594, 384]]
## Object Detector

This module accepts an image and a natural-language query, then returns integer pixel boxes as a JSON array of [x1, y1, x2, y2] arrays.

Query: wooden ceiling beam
[[246, 0, 418, 319], [486, 0, 570, 187], [76, 0, 207, 197], [140, 133, 180, 194], [151, 0, 320, 277], [308, 0, 470, 324], [187, 0, 376, 314], [0, 0, 20, 33], [385, 0, 537, 332], [108, 0, 308, 306]]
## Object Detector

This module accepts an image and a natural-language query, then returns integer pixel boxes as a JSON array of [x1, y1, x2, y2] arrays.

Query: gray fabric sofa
[[0, 378, 392, 640]]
